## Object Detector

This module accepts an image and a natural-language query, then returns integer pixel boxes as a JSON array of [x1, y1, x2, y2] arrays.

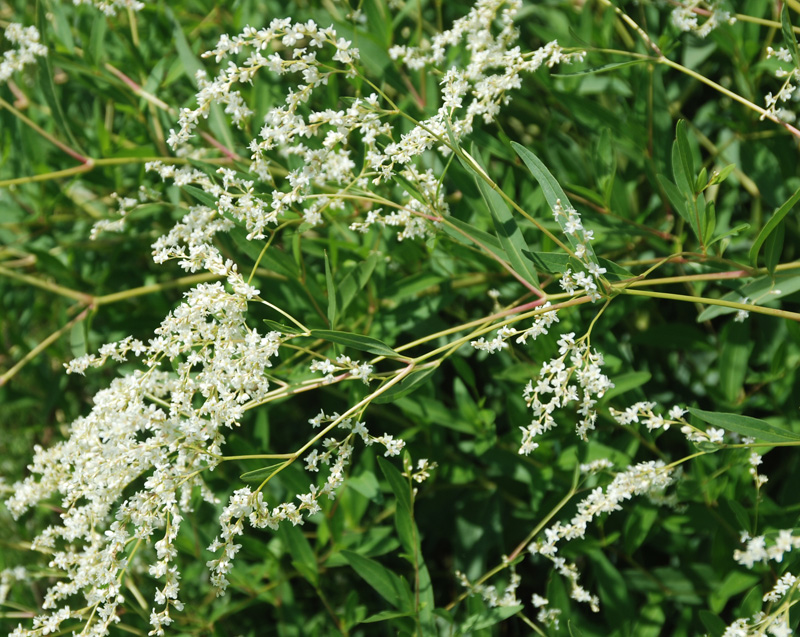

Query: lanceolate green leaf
[[511, 142, 601, 266], [673, 120, 695, 200], [475, 177, 540, 289], [372, 366, 437, 404], [696, 269, 800, 321], [689, 408, 800, 443], [324, 251, 337, 328], [781, 4, 800, 69], [341, 550, 414, 610], [239, 462, 286, 483], [279, 523, 318, 586], [749, 185, 800, 267], [310, 329, 399, 358], [552, 60, 648, 77]]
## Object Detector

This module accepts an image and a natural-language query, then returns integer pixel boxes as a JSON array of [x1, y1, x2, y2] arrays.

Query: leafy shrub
[[1, 1, 799, 635]]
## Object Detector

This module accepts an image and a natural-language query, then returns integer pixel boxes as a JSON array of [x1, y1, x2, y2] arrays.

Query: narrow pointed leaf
[[310, 330, 399, 358], [689, 408, 800, 443], [342, 550, 413, 610], [476, 178, 540, 288], [749, 185, 800, 266], [324, 251, 337, 328]]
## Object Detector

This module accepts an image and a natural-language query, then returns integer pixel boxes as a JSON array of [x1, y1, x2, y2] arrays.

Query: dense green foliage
[[1, 1, 800, 635]]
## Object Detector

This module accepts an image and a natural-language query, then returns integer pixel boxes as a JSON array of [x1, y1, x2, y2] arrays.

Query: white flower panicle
[[529, 461, 675, 612], [456, 562, 522, 609], [519, 332, 613, 453], [7, 272, 290, 634], [763, 42, 800, 124], [670, 1, 735, 38], [609, 402, 727, 445], [470, 301, 559, 353], [0, 23, 47, 85], [531, 593, 561, 628], [310, 354, 374, 385], [552, 200, 606, 302], [150, 1, 580, 251], [72, 0, 146, 16], [734, 530, 800, 568]]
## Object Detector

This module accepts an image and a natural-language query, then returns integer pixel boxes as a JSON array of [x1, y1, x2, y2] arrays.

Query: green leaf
[[169, 9, 203, 88], [709, 570, 760, 614], [688, 408, 800, 443], [181, 184, 218, 208], [263, 320, 303, 335], [750, 185, 800, 267], [764, 219, 785, 275], [338, 254, 378, 318], [69, 320, 88, 358], [378, 456, 418, 558], [377, 456, 412, 516], [324, 251, 337, 328], [475, 177, 539, 288], [457, 605, 523, 633], [239, 462, 286, 483], [341, 550, 413, 610], [698, 610, 726, 637], [279, 523, 318, 586], [512, 142, 601, 266], [706, 223, 749, 249], [781, 4, 800, 69], [657, 174, 693, 234], [674, 120, 695, 199], [35, 4, 85, 156], [719, 321, 752, 404], [372, 366, 437, 404], [87, 12, 108, 66], [709, 164, 735, 186], [568, 621, 586, 637], [552, 60, 648, 77], [309, 330, 399, 358], [696, 269, 800, 321], [602, 371, 651, 401], [362, 609, 415, 623]]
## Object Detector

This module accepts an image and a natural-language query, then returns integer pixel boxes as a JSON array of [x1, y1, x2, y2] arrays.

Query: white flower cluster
[[456, 562, 521, 608], [529, 460, 675, 612], [6, 272, 289, 635], [152, 1, 580, 249], [670, 1, 735, 38], [310, 355, 373, 385], [470, 301, 559, 353], [390, 0, 584, 136], [552, 200, 606, 302], [72, 0, 146, 16], [722, 616, 793, 637], [402, 456, 438, 484], [531, 593, 561, 628], [734, 529, 800, 568], [348, 166, 448, 241], [763, 44, 800, 124], [531, 461, 674, 556], [609, 401, 727, 445], [204, 409, 403, 596], [746, 442, 770, 488], [0, 23, 47, 85], [519, 332, 613, 453], [720, 555, 798, 637], [90, 189, 149, 240]]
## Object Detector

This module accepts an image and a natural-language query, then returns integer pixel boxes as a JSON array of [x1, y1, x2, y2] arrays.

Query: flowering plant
[[1, 0, 800, 635]]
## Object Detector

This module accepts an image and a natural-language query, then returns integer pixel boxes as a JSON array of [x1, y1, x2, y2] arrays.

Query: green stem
[[618, 287, 800, 321], [0, 306, 91, 387], [94, 273, 222, 305], [0, 155, 234, 188], [0, 264, 92, 303], [0, 96, 90, 164]]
